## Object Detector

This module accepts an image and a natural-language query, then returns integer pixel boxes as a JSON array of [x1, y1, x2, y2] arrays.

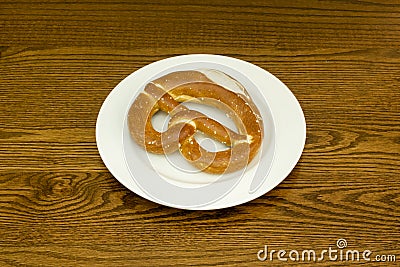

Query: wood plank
[[1, 1, 399, 48]]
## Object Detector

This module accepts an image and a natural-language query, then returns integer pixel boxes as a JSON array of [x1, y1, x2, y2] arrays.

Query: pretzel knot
[[128, 71, 263, 174]]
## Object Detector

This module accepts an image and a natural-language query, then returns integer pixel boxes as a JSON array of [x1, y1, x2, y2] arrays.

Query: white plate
[[96, 54, 306, 210]]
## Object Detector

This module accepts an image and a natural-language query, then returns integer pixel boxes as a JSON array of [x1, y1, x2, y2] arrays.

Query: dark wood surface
[[1, 1, 399, 266]]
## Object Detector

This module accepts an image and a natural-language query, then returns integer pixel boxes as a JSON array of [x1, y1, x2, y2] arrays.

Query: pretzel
[[127, 71, 263, 174]]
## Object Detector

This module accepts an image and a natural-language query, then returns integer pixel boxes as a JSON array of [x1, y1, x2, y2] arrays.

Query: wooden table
[[1, 1, 399, 266]]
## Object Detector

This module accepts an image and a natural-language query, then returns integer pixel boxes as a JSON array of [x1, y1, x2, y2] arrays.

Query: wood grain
[[0, 0, 399, 266]]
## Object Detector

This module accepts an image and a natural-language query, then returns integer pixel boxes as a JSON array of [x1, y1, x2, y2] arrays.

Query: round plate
[[96, 54, 306, 210]]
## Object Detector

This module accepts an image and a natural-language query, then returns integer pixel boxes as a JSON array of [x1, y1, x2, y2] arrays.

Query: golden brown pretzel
[[127, 70, 263, 174]]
